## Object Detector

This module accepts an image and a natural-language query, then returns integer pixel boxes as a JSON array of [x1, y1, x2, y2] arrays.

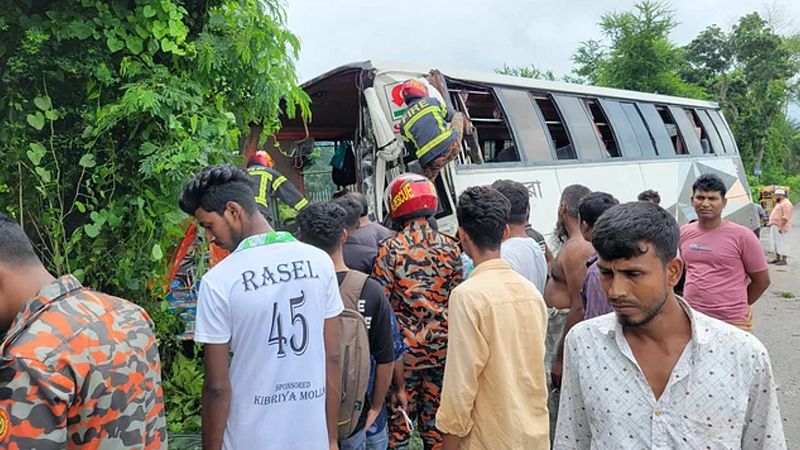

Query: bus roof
[[301, 60, 719, 109]]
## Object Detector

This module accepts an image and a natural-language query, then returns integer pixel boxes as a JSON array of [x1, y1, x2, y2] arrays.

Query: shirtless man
[[544, 184, 593, 439]]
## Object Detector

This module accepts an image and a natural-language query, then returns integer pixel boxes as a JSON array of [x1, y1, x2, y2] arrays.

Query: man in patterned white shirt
[[554, 201, 785, 450]]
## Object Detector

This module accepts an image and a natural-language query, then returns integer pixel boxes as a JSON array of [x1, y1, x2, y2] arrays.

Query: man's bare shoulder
[[561, 237, 594, 266]]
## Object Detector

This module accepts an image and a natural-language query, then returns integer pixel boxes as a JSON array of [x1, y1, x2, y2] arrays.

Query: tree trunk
[[719, 72, 729, 103], [754, 114, 772, 171], [719, 73, 739, 122], [240, 121, 264, 161]]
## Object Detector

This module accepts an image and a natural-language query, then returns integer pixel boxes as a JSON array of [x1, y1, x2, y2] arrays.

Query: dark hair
[[333, 196, 362, 230], [491, 179, 529, 224], [296, 202, 347, 255], [637, 189, 661, 205], [351, 192, 369, 217], [178, 165, 257, 216], [579, 192, 619, 229], [592, 202, 679, 265], [561, 184, 592, 218], [0, 213, 41, 267], [692, 174, 726, 198], [456, 186, 510, 251]]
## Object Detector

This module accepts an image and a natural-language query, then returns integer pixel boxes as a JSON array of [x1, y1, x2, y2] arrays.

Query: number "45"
[[269, 292, 309, 357]]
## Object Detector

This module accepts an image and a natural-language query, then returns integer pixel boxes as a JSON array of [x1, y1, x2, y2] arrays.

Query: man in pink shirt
[[679, 174, 771, 332], [768, 188, 792, 266]]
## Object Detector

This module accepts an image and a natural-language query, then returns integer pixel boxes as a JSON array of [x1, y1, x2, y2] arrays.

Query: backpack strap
[[340, 271, 369, 311]]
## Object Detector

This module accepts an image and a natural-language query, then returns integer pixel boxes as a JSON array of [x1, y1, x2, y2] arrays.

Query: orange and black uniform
[[399, 97, 465, 180], [0, 276, 166, 449], [372, 217, 463, 450]]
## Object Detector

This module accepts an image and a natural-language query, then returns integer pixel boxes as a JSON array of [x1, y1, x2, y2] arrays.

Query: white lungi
[[772, 225, 790, 255]]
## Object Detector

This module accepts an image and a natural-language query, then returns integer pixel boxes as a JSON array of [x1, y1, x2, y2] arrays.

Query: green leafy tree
[[572, 0, 706, 98], [683, 13, 800, 173], [0, 0, 309, 433], [496, 64, 559, 81], [1, 0, 308, 298], [495, 63, 585, 84], [682, 25, 734, 101], [571, 39, 605, 85], [731, 14, 799, 171]]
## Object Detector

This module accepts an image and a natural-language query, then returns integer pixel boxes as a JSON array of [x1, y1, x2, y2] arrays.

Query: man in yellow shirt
[[436, 186, 550, 450]]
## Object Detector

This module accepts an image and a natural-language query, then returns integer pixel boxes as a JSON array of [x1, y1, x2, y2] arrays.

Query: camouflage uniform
[[0, 275, 167, 449], [372, 218, 463, 450]]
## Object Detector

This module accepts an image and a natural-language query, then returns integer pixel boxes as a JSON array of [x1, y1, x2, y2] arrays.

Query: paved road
[[753, 204, 798, 448]]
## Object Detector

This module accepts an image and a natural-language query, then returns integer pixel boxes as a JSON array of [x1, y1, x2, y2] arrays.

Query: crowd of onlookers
[[0, 162, 792, 450]]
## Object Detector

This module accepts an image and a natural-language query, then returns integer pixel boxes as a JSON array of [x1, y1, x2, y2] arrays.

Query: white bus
[[271, 60, 757, 238]]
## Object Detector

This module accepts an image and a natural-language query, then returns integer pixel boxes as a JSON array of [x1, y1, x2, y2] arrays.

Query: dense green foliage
[[683, 13, 800, 186], [497, 63, 559, 81], [1, 0, 309, 436], [501, 1, 800, 197], [573, 1, 707, 98]]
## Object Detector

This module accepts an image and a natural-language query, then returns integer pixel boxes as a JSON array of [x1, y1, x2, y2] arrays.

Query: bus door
[[370, 70, 460, 235]]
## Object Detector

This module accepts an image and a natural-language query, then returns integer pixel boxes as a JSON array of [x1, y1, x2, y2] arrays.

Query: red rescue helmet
[[401, 79, 428, 103], [385, 173, 438, 220], [249, 150, 274, 169]]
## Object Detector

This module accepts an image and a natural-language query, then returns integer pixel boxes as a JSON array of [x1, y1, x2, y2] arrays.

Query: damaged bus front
[[272, 60, 757, 239]]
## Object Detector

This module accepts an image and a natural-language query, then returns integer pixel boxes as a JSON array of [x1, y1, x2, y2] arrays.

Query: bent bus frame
[[272, 60, 757, 239]]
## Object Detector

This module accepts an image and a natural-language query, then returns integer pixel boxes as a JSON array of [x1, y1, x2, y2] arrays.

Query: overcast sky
[[286, 0, 800, 118]]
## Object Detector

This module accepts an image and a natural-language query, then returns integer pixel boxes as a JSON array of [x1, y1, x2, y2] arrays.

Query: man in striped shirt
[[579, 192, 619, 320]]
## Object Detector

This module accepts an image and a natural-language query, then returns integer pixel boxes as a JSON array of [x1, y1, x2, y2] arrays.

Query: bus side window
[[553, 95, 605, 160], [619, 102, 658, 157], [600, 100, 649, 158], [495, 89, 554, 163], [432, 172, 454, 219], [534, 95, 576, 160], [585, 100, 621, 158], [708, 109, 738, 154], [448, 84, 519, 164], [637, 103, 674, 156], [668, 105, 703, 155], [690, 109, 723, 154], [656, 106, 689, 155]]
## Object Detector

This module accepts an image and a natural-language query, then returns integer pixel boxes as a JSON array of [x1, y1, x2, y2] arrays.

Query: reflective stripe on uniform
[[272, 175, 287, 191], [403, 124, 420, 150], [402, 104, 452, 159], [403, 105, 441, 131], [253, 170, 274, 207], [294, 198, 309, 210], [417, 129, 454, 159]]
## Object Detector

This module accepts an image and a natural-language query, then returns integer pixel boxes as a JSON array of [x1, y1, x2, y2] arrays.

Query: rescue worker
[[208, 150, 309, 268], [399, 80, 467, 181], [0, 213, 167, 449], [372, 173, 463, 450], [246, 150, 308, 219]]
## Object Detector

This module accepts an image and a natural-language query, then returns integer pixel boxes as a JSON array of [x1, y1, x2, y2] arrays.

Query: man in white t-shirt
[[178, 165, 344, 450], [492, 180, 547, 293]]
